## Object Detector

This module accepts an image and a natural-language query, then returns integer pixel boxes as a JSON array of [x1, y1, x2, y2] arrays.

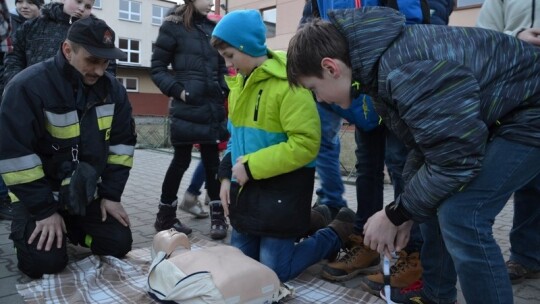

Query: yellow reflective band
[[96, 104, 114, 130], [8, 192, 19, 203], [107, 155, 133, 167], [2, 165, 45, 186], [45, 122, 80, 139], [61, 177, 71, 186], [97, 116, 113, 131], [84, 234, 93, 248]]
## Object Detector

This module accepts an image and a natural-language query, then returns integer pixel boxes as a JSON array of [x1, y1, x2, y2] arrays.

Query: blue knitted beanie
[[212, 10, 267, 57]]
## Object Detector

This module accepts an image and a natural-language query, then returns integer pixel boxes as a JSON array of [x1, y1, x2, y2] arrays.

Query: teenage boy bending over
[[286, 6, 540, 304]]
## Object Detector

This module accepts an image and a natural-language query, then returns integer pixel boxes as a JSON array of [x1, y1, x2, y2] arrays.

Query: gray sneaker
[[179, 192, 209, 218]]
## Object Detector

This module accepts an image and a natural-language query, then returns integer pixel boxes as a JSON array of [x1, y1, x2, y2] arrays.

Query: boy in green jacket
[[212, 9, 355, 282]]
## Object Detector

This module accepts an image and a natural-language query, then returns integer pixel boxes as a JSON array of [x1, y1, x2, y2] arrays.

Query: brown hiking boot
[[360, 250, 423, 296], [321, 234, 380, 282]]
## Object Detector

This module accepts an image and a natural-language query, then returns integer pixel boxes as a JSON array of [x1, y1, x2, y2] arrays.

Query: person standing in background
[[0, 0, 13, 220], [2, 0, 119, 85], [150, 0, 229, 240]]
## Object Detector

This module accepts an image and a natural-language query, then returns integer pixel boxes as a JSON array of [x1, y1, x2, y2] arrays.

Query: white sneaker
[[179, 192, 209, 218]]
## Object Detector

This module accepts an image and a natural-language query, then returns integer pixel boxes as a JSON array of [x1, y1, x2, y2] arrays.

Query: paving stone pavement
[[0, 149, 538, 303]]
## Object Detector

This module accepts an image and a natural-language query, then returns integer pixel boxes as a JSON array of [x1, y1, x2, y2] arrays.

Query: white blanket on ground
[[16, 237, 383, 304]]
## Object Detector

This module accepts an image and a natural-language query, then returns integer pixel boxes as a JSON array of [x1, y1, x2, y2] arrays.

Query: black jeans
[[160, 144, 220, 204], [10, 199, 132, 278]]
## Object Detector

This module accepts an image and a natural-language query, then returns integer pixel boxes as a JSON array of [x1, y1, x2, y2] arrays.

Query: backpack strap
[[311, 0, 320, 17]]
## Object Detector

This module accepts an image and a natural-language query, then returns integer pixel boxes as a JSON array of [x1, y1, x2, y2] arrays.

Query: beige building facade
[[91, 0, 178, 116]]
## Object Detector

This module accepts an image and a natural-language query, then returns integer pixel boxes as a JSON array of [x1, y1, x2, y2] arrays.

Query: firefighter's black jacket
[[0, 49, 136, 220]]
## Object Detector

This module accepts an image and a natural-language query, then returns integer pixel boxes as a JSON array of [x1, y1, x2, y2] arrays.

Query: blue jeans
[[231, 227, 341, 282], [510, 183, 540, 271], [420, 137, 540, 304], [314, 103, 347, 210], [353, 125, 422, 250], [186, 161, 205, 196]]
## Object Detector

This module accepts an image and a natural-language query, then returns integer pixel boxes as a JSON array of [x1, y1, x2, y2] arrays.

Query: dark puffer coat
[[3, 3, 116, 84], [150, 11, 228, 146]]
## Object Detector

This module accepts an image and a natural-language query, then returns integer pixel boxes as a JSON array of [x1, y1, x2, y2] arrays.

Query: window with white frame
[[93, 0, 102, 9], [119, 38, 140, 64], [117, 77, 139, 92], [260, 7, 276, 38], [152, 5, 169, 25], [119, 0, 141, 22]]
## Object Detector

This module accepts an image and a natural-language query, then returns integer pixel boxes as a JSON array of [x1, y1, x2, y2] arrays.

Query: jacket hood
[[10, 9, 26, 23], [165, 6, 214, 24], [256, 49, 287, 81], [225, 49, 286, 88], [328, 6, 405, 91]]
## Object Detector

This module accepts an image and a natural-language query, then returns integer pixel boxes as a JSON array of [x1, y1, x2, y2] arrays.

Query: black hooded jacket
[[0, 49, 136, 221], [150, 9, 228, 145]]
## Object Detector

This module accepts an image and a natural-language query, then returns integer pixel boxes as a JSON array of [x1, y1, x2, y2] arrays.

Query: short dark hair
[[210, 36, 232, 51], [287, 19, 351, 87]]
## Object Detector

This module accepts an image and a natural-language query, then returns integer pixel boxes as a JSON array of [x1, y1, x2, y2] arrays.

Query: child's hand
[[220, 179, 231, 217], [232, 157, 249, 186]]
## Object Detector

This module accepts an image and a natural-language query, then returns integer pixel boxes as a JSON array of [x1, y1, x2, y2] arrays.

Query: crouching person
[[0, 17, 136, 278], [212, 10, 355, 283]]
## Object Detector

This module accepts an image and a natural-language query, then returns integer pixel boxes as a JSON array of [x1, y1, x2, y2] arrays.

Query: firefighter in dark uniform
[[0, 17, 136, 279]]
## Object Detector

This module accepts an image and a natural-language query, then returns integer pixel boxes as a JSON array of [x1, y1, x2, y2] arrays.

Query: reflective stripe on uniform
[[44, 110, 80, 139], [0, 154, 45, 186], [96, 104, 115, 131], [107, 144, 134, 167], [109, 144, 135, 156], [107, 155, 133, 167], [8, 192, 19, 203]]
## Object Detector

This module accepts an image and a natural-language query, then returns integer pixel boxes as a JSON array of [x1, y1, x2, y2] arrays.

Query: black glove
[[60, 162, 97, 216]]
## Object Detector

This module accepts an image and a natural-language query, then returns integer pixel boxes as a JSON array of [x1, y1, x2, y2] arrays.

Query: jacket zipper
[[254, 89, 262, 121]]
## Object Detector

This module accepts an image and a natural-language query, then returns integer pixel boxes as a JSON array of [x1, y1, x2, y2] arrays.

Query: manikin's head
[[152, 229, 191, 258]]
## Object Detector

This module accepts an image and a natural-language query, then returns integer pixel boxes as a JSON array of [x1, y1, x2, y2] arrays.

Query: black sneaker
[[154, 201, 192, 235], [209, 200, 228, 240], [0, 195, 13, 221], [506, 260, 540, 284]]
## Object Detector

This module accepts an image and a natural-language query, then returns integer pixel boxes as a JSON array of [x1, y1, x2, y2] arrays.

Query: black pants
[[10, 199, 132, 278], [160, 144, 220, 204]]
